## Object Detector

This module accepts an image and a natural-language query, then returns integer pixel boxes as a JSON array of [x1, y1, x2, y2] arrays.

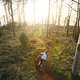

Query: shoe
[[38, 61, 41, 65]]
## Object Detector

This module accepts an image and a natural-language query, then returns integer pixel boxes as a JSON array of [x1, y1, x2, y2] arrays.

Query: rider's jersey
[[41, 52, 47, 60]]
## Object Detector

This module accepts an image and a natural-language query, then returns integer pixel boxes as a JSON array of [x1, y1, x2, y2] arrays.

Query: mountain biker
[[38, 50, 47, 65]]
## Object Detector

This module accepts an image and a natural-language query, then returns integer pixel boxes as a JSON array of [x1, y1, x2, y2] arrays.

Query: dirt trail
[[42, 73, 53, 80], [40, 68, 67, 80], [34, 40, 67, 80], [34, 55, 67, 80]]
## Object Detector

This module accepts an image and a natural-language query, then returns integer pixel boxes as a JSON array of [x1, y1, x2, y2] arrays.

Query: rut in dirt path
[[41, 73, 53, 80], [39, 68, 68, 80]]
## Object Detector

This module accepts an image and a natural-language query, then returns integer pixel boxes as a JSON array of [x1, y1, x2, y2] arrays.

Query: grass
[[0, 24, 77, 80], [47, 35, 76, 80]]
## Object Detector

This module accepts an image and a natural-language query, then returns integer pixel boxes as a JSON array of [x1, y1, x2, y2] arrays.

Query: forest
[[0, 0, 80, 80]]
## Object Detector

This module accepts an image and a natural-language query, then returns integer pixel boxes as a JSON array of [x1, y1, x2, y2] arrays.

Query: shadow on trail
[[34, 54, 68, 80]]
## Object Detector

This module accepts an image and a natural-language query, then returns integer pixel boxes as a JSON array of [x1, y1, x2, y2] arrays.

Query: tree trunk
[[55, 0, 58, 25], [72, 1, 80, 78], [57, 0, 63, 34], [17, 1, 21, 23], [72, 34, 80, 75], [4, 4, 8, 24], [22, 0, 25, 22], [10, 0, 15, 36], [33, 0, 35, 25], [47, 0, 50, 37], [58, 0, 62, 26], [73, 0, 80, 42], [66, 3, 72, 36]]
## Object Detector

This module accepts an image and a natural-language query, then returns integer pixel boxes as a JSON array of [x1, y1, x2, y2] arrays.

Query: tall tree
[[47, 0, 50, 37], [3, 3, 8, 24], [66, 1, 73, 36], [22, 0, 25, 22], [72, 0, 80, 78], [58, 0, 63, 26], [17, 0, 21, 23], [55, 0, 58, 25], [73, 0, 80, 42], [72, 34, 80, 80], [10, 0, 14, 23], [2, 0, 15, 36], [2, 0, 10, 23], [56, 0, 64, 34], [10, 0, 15, 36], [32, 0, 35, 25]]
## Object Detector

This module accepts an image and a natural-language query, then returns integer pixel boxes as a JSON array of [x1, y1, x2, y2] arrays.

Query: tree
[[22, 0, 25, 22], [56, 0, 64, 34], [33, 0, 35, 25], [72, 34, 80, 80], [55, 0, 58, 25], [2, 0, 15, 36], [16, 0, 27, 23], [9, 0, 15, 36], [3, 3, 8, 24], [47, 0, 50, 37], [72, 1, 80, 79], [58, 0, 63, 26], [2, 0, 10, 24], [73, 0, 80, 42], [66, 1, 73, 36]]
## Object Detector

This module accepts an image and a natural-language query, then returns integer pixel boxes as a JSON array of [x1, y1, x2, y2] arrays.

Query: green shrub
[[19, 33, 29, 46]]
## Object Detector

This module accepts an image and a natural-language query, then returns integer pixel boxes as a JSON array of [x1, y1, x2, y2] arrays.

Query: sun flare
[[25, 0, 49, 23]]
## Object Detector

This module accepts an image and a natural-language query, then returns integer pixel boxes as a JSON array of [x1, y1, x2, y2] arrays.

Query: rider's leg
[[38, 59, 43, 65]]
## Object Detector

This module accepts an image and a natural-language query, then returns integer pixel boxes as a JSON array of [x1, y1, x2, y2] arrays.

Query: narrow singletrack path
[[34, 52, 68, 80], [34, 39, 67, 80]]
